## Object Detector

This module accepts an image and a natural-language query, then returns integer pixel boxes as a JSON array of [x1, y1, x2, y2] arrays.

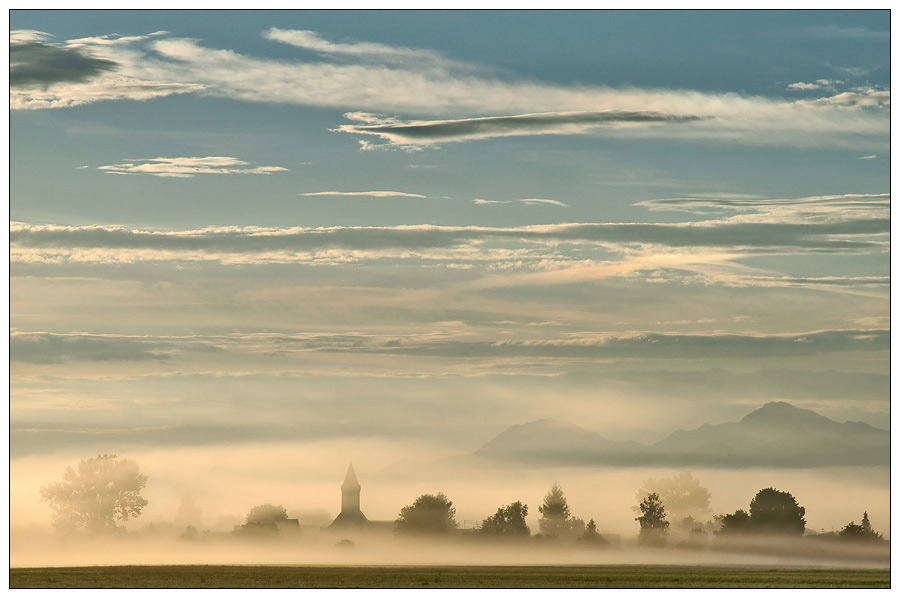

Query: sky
[[8, 10, 891, 538]]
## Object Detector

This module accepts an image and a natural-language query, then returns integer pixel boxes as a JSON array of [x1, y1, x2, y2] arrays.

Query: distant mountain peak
[[740, 401, 833, 427]]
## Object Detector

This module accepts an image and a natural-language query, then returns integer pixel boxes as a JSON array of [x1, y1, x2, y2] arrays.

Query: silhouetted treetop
[[538, 484, 573, 537], [246, 503, 288, 524], [748, 488, 806, 536], [395, 493, 458, 534], [839, 511, 884, 542], [580, 519, 609, 547], [636, 492, 669, 546], [480, 501, 530, 536], [717, 509, 751, 535]]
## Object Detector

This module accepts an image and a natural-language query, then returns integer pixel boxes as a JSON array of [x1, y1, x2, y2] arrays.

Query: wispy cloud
[[520, 199, 568, 207], [9, 191, 888, 291], [800, 25, 889, 39], [97, 156, 288, 178], [8, 29, 889, 150], [636, 193, 889, 225], [474, 198, 569, 207], [262, 28, 475, 72], [857, 155, 877, 160], [794, 86, 890, 109], [10, 331, 174, 364], [299, 191, 428, 198], [9, 328, 888, 365], [335, 110, 707, 147]]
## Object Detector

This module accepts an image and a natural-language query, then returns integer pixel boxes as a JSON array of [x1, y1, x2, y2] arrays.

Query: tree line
[[40, 455, 885, 546]]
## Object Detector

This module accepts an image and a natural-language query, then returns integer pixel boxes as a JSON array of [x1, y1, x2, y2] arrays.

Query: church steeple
[[330, 462, 369, 528], [341, 463, 361, 511]]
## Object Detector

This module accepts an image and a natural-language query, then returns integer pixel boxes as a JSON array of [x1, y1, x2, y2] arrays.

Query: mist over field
[[10, 436, 890, 568]]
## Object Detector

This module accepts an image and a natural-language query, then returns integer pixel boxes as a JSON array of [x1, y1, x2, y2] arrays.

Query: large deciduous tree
[[637, 472, 711, 523], [479, 501, 530, 537], [395, 493, 458, 534], [40, 454, 148, 534], [748, 487, 806, 536]]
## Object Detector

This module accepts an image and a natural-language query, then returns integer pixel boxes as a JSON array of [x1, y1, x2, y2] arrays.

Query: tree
[[579, 519, 609, 547], [538, 484, 571, 538], [245, 503, 288, 524], [237, 503, 289, 536], [636, 492, 669, 546], [479, 501, 530, 537], [395, 493, 458, 534], [717, 509, 752, 536], [839, 511, 884, 542], [748, 488, 806, 536], [637, 472, 711, 523], [40, 454, 148, 534]]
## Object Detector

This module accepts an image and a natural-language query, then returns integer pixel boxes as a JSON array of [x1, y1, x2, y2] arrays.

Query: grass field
[[9, 565, 891, 588]]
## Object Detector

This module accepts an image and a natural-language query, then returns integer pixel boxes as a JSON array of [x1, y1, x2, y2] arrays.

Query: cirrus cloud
[[97, 156, 288, 178], [299, 191, 428, 198], [335, 110, 708, 147], [8, 29, 889, 151]]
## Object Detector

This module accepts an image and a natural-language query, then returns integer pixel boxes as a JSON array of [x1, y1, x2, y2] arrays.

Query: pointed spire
[[342, 462, 360, 491]]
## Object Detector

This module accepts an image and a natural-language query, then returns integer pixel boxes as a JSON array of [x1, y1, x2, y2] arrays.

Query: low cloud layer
[[10, 192, 888, 270], [10, 332, 175, 364], [10, 328, 888, 365]]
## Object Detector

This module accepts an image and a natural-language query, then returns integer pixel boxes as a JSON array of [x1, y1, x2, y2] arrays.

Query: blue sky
[[8, 10, 891, 531]]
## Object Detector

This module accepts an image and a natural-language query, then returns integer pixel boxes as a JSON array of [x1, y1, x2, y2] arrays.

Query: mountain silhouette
[[473, 402, 888, 468], [474, 418, 648, 465]]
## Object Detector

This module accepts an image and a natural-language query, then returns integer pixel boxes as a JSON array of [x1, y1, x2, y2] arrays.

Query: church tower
[[329, 463, 369, 528]]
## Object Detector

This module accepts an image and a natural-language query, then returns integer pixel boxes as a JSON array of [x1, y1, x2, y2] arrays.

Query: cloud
[[9, 31, 203, 109], [7, 29, 888, 150], [10, 215, 887, 263], [474, 198, 569, 207], [519, 199, 568, 207], [825, 63, 880, 78], [335, 110, 708, 147], [857, 155, 877, 160], [9, 42, 119, 87], [636, 193, 889, 225], [65, 31, 169, 47], [332, 329, 892, 361], [794, 87, 890, 109], [9, 189, 889, 294], [10, 332, 174, 364], [262, 28, 473, 71], [788, 79, 845, 92], [97, 156, 288, 178], [9, 30, 55, 45], [299, 191, 428, 198], [788, 82, 823, 91], [9, 327, 888, 367], [800, 25, 889, 39]]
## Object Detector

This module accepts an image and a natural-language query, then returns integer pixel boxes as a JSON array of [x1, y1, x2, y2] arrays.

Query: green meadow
[[10, 565, 890, 589]]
